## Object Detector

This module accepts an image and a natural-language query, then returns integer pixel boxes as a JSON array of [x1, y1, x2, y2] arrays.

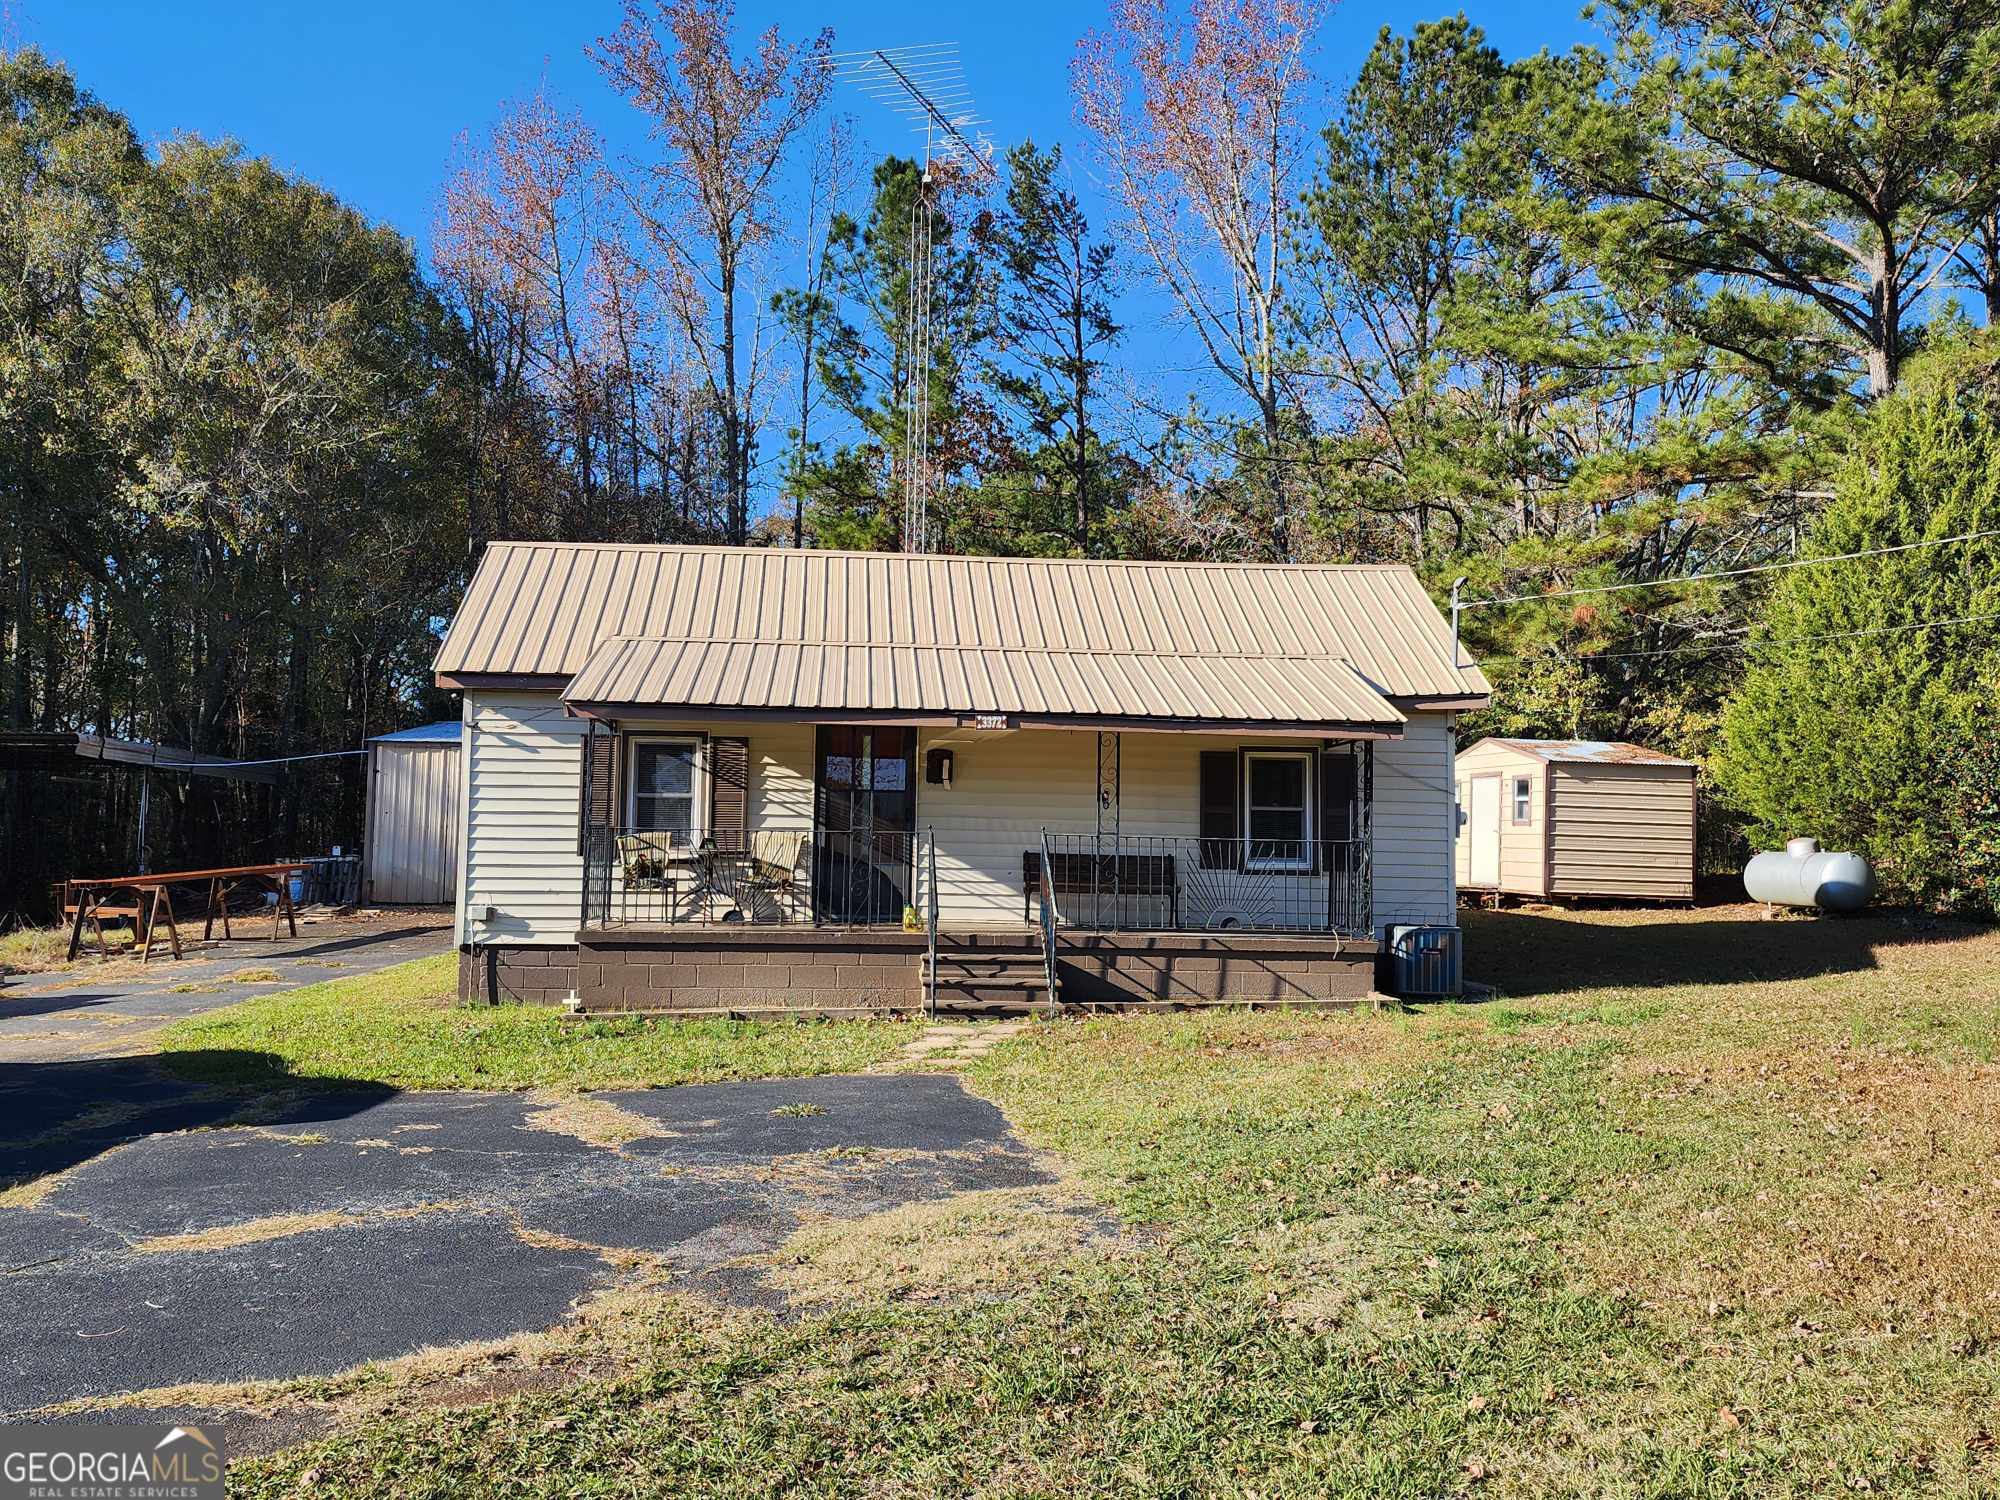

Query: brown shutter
[[1320, 748, 1368, 924], [1199, 750, 1240, 870], [709, 737, 749, 852], [579, 728, 615, 853], [1321, 748, 1358, 873]]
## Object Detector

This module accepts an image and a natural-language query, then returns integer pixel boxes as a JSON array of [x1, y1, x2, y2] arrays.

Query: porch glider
[[560, 636, 1408, 736]]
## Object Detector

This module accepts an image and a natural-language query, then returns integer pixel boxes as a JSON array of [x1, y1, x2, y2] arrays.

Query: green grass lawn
[[203, 908, 2000, 1494], [158, 953, 915, 1090]]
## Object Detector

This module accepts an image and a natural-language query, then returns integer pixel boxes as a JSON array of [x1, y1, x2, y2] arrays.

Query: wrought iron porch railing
[[581, 825, 918, 929], [1034, 832, 1372, 937]]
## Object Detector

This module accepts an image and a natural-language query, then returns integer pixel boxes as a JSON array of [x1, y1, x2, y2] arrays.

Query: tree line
[[2, 0, 1998, 910]]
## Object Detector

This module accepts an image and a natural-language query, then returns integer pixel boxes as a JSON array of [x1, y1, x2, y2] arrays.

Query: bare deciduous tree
[[1073, 0, 1322, 559], [772, 112, 857, 549], [436, 83, 622, 541], [593, 0, 833, 545]]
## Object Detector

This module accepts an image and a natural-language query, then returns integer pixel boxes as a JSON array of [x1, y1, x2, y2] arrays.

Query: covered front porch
[[580, 719, 1376, 924], [571, 718, 1382, 1014]]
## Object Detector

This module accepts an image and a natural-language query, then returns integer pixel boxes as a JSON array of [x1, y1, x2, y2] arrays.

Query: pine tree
[[1715, 350, 2000, 909]]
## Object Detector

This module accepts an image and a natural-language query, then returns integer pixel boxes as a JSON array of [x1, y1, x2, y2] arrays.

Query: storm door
[[811, 727, 916, 924]]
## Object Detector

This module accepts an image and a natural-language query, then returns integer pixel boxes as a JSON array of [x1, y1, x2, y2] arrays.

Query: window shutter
[[709, 737, 749, 852], [1198, 750, 1240, 870], [579, 730, 615, 853], [1320, 748, 1352, 848], [1321, 749, 1359, 871]]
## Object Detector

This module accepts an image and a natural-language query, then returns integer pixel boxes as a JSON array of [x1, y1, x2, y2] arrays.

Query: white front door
[[1468, 775, 1501, 887]]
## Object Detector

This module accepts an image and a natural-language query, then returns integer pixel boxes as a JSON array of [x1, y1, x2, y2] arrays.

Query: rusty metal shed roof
[[434, 543, 1488, 730], [1477, 738, 1695, 767]]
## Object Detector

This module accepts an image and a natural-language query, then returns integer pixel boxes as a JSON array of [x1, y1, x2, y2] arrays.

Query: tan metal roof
[[563, 636, 1408, 732], [1480, 738, 1695, 768], [434, 543, 1488, 727]]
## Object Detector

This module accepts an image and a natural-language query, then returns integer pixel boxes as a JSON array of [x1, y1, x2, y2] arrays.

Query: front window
[[629, 737, 703, 841], [1512, 775, 1532, 824], [1244, 751, 1312, 870]]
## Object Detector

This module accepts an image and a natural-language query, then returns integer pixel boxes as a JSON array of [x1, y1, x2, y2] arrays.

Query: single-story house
[[1454, 737, 1696, 903], [433, 543, 1490, 1014]]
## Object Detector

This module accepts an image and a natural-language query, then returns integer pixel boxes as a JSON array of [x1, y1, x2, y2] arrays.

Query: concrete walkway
[[872, 1019, 1031, 1072], [0, 914, 455, 1064]]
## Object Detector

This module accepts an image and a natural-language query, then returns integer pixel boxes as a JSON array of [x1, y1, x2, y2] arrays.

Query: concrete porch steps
[[923, 941, 1058, 1014]]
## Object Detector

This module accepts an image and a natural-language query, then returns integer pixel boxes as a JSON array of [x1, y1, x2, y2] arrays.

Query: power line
[[1459, 526, 2000, 612], [1476, 607, 2000, 667], [113, 748, 369, 771]]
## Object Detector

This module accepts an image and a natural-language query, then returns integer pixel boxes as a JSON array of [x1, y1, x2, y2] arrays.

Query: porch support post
[[1362, 740, 1375, 936], [579, 718, 599, 932], [1095, 730, 1120, 926]]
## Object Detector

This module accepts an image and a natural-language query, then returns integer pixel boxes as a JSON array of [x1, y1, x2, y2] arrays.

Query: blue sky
[[20, 0, 1600, 450], [22, 0, 1596, 251]]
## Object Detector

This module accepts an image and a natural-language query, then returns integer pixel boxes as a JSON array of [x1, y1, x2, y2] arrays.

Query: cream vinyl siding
[[460, 697, 818, 945], [1371, 714, 1459, 927], [462, 693, 589, 945], [1547, 764, 1694, 900], [916, 729, 1102, 925]]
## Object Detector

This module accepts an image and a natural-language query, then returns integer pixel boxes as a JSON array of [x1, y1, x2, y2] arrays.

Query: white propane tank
[[1742, 837, 1875, 912]]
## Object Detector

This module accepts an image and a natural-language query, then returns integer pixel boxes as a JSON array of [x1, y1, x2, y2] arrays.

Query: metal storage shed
[[363, 721, 462, 905], [1454, 738, 1695, 902]]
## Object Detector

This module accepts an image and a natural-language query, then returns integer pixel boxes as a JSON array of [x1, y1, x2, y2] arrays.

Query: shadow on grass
[[0, 1052, 394, 1189], [1462, 905, 1984, 999]]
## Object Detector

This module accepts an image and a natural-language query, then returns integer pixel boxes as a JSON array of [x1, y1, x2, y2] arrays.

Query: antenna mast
[[834, 43, 996, 553]]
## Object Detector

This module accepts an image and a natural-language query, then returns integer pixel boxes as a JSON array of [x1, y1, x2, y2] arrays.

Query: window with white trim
[[1511, 774, 1532, 824], [628, 737, 704, 842], [1244, 751, 1313, 870]]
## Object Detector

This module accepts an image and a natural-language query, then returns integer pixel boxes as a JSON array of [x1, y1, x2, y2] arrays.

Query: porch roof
[[559, 635, 1409, 736]]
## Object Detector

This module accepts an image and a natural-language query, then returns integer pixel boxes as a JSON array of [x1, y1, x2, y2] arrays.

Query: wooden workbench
[[62, 862, 307, 963]]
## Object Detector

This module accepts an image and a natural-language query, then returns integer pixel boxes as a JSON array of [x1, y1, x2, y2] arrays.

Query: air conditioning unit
[[1387, 924, 1462, 998]]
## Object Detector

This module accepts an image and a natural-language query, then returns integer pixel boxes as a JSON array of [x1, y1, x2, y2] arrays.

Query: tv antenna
[[832, 44, 997, 553]]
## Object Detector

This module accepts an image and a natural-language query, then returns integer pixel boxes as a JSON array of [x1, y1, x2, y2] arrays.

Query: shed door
[[1467, 775, 1501, 887]]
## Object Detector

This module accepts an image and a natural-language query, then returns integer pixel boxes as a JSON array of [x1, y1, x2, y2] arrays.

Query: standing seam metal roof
[[433, 543, 1489, 722]]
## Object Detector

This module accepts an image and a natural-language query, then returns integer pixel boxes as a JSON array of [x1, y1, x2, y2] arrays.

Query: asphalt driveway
[[0, 1071, 1055, 1421], [0, 913, 455, 1063]]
